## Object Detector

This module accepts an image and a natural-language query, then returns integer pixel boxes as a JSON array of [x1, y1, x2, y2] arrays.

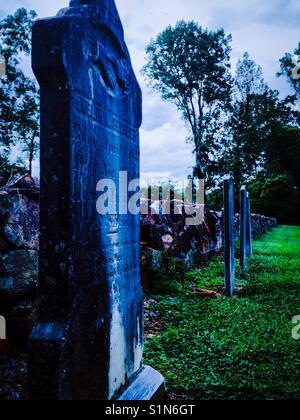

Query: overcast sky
[[1, 0, 299, 180]]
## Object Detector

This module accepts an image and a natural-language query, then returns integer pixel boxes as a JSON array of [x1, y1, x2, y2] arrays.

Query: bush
[[249, 174, 300, 224]]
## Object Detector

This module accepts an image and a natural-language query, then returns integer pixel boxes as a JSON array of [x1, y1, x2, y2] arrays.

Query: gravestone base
[[28, 325, 165, 401], [117, 366, 165, 401]]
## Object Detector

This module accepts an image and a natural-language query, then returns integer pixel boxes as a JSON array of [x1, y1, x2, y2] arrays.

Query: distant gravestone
[[223, 177, 235, 297], [240, 187, 253, 269], [28, 0, 164, 400], [246, 191, 253, 257], [240, 186, 248, 272]]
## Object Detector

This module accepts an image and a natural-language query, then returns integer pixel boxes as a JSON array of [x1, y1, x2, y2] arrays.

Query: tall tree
[[278, 42, 300, 100], [143, 21, 233, 181], [265, 125, 300, 188], [218, 52, 300, 220], [218, 53, 287, 191], [15, 77, 39, 175], [0, 8, 39, 178]]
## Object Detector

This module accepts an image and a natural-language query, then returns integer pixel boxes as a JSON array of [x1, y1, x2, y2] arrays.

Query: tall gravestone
[[246, 192, 253, 257], [28, 0, 164, 400], [223, 177, 235, 297], [240, 186, 248, 272], [240, 187, 253, 269]]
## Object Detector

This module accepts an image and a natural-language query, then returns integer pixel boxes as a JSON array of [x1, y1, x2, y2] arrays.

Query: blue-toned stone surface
[[240, 187, 253, 270], [240, 186, 248, 272], [28, 0, 163, 400], [246, 192, 253, 257], [223, 177, 235, 297]]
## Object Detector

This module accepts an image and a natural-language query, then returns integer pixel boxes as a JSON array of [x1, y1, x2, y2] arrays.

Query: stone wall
[[236, 213, 278, 237], [0, 177, 277, 350], [141, 209, 277, 289], [141, 208, 224, 290], [0, 175, 39, 351]]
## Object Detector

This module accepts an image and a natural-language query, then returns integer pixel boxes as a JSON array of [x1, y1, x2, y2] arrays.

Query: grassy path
[[144, 226, 300, 400]]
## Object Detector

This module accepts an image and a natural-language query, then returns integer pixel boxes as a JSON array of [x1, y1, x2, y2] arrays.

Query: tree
[[217, 52, 300, 222], [278, 42, 300, 100], [249, 174, 300, 224], [218, 53, 268, 189], [218, 53, 296, 194], [15, 78, 39, 175], [264, 121, 300, 181], [143, 21, 233, 181], [0, 8, 39, 178]]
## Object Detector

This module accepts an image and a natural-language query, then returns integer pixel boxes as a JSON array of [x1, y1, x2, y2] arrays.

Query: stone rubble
[[0, 175, 39, 352], [140, 200, 277, 289], [0, 178, 277, 352]]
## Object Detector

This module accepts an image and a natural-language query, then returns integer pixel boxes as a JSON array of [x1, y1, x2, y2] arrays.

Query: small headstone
[[246, 192, 253, 257], [28, 0, 164, 400], [223, 177, 235, 296], [240, 186, 248, 272]]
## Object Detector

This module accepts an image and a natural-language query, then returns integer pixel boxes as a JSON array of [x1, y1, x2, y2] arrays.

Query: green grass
[[144, 226, 300, 400]]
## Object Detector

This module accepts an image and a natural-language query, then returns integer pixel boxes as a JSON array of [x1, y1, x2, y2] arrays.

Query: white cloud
[[141, 114, 194, 181], [1, 0, 299, 179]]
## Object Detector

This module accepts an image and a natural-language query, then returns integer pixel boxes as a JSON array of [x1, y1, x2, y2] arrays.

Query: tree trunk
[[193, 149, 207, 180], [29, 149, 33, 175]]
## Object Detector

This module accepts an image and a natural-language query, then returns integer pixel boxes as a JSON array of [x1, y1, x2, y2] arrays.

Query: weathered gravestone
[[246, 191, 253, 257], [223, 177, 235, 297], [28, 0, 164, 400], [240, 186, 248, 272], [240, 188, 253, 268]]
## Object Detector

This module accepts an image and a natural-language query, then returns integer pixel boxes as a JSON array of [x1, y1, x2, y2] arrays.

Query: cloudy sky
[[1, 0, 299, 180]]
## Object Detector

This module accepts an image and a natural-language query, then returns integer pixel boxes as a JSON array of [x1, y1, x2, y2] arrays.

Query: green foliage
[[0, 157, 25, 185], [249, 174, 300, 224], [185, 258, 224, 291], [264, 125, 300, 188], [144, 226, 300, 400], [218, 53, 297, 193], [206, 188, 223, 210], [234, 52, 267, 101], [216, 51, 300, 219], [0, 8, 39, 178], [278, 42, 300, 100], [151, 254, 188, 295], [143, 21, 233, 181], [144, 26, 300, 223], [0, 8, 36, 58]]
